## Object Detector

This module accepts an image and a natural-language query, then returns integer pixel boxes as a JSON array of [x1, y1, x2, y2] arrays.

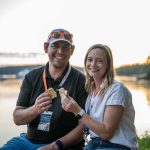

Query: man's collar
[[45, 62, 70, 82]]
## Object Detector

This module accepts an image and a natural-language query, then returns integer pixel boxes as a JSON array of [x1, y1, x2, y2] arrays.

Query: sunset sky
[[0, 0, 150, 67]]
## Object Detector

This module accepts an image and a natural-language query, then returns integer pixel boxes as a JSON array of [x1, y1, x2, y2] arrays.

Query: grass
[[138, 131, 150, 150]]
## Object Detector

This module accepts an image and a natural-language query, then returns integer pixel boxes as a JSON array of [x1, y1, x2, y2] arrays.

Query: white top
[[85, 80, 138, 149]]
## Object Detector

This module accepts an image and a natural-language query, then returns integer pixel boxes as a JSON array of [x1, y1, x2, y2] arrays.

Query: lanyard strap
[[42, 65, 71, 91], [43, 69, 47, 91]]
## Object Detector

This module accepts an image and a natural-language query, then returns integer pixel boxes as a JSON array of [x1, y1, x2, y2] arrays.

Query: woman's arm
[[80, 105, 124, 140], [62, 96, 124, 140]]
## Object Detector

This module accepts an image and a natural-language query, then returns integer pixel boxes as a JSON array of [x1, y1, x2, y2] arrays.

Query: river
[[0, 78, 150, 146]]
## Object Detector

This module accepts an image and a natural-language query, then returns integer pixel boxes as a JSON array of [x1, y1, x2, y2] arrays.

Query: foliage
[[115, 64, 150, 80], [138, 132, 150, 150]]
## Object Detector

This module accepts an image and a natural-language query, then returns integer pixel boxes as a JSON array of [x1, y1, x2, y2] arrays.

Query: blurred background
[[0, 0, 150, 147]]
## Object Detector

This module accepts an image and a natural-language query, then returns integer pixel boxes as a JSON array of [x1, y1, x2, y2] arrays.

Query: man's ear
[[44, 42, 49, 53], [71, 45, 75, 55]]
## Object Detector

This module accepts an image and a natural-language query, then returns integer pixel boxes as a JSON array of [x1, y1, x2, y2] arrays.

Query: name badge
[[37, 111, 53, 132]]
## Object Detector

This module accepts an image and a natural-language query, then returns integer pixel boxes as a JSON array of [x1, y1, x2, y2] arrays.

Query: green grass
[[138, 131, 150, 150]]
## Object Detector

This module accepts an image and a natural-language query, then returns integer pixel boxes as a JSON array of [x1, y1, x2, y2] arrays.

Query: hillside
[[0, 64, 84, 80], [116, 63, 150, 80]]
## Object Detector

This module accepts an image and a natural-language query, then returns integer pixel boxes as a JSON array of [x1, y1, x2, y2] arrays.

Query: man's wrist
[[55, 140, 64, 150]]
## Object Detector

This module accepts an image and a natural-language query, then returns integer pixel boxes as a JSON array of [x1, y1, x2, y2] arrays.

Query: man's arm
[[59, 121, 84, 147], [38, 121, 84, 150], [13, 93, 52, 125], [13, 105, 38, 125]]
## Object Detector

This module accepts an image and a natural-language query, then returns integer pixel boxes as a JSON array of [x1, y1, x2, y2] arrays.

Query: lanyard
[[42, 65, 71, 91]]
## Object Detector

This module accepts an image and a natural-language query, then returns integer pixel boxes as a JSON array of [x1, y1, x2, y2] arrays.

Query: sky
[[0, 0, 150, 67]]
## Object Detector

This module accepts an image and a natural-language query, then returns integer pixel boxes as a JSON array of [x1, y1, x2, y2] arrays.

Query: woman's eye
[[97, 59, 103, 63], [87, 58, 92, 62]]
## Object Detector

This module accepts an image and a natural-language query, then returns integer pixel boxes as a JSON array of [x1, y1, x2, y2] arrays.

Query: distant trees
[[115, 56, 150, 80], [146, 56, 150, 64]]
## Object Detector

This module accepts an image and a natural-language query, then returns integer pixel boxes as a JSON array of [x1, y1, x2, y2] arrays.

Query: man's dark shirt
[[17, 63, 88, 145]]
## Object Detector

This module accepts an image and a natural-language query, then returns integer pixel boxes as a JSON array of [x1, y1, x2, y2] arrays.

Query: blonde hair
[[84, 44, 115, 95]]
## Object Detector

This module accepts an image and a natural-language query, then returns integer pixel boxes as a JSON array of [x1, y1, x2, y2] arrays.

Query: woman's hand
[[61, 96, 81, 115]]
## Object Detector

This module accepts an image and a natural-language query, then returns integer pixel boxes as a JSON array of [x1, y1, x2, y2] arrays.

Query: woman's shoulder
[[106, 80, 132, 106], [108, 80, 132, 97], [111, 80, 129, 90]]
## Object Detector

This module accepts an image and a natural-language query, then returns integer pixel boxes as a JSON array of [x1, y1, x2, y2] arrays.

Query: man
[[1, 28, 87, 150]]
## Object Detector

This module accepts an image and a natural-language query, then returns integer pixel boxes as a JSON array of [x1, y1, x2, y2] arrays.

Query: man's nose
[[57, 47, 64, 53]]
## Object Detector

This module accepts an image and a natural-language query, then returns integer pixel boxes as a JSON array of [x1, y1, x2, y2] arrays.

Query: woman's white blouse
[[85, 80, 138, 149]]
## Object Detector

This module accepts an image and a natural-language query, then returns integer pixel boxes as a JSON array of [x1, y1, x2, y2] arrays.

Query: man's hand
[[34, 92, 53, 113]]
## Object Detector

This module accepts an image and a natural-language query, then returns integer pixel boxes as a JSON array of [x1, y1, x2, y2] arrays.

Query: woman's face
[[86, 48, 108, 81]]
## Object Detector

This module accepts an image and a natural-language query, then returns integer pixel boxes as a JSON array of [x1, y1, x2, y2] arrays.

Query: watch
[[76, 109, 85, 119]]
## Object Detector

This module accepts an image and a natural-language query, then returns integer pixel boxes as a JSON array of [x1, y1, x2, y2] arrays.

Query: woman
[[61, 44, 138, 150]]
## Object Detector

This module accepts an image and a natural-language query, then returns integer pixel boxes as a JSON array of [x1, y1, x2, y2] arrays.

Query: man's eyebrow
[[51, 42, 71, 47], [51, 43, 58, 46], [64, 43, 71, 46]]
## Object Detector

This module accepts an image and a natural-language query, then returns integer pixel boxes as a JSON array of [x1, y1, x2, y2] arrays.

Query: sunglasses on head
[[48, 31, 73, 42]]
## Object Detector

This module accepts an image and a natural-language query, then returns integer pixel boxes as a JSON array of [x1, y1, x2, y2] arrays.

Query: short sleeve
[[16, 73, 33, 107], [106, 83, 132, 108]]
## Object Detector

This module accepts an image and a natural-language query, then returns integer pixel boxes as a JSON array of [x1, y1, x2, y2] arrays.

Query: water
[[116, 76, 150, 135], [0, 78, 150, 146], [0, 79, 26, 146]]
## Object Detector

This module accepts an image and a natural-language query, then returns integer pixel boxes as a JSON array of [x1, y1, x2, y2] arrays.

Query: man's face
[[46, 41, 74, 68]]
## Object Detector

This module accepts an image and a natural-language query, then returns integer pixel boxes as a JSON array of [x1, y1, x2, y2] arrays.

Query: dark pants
[[83, 137, 131, 150]]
